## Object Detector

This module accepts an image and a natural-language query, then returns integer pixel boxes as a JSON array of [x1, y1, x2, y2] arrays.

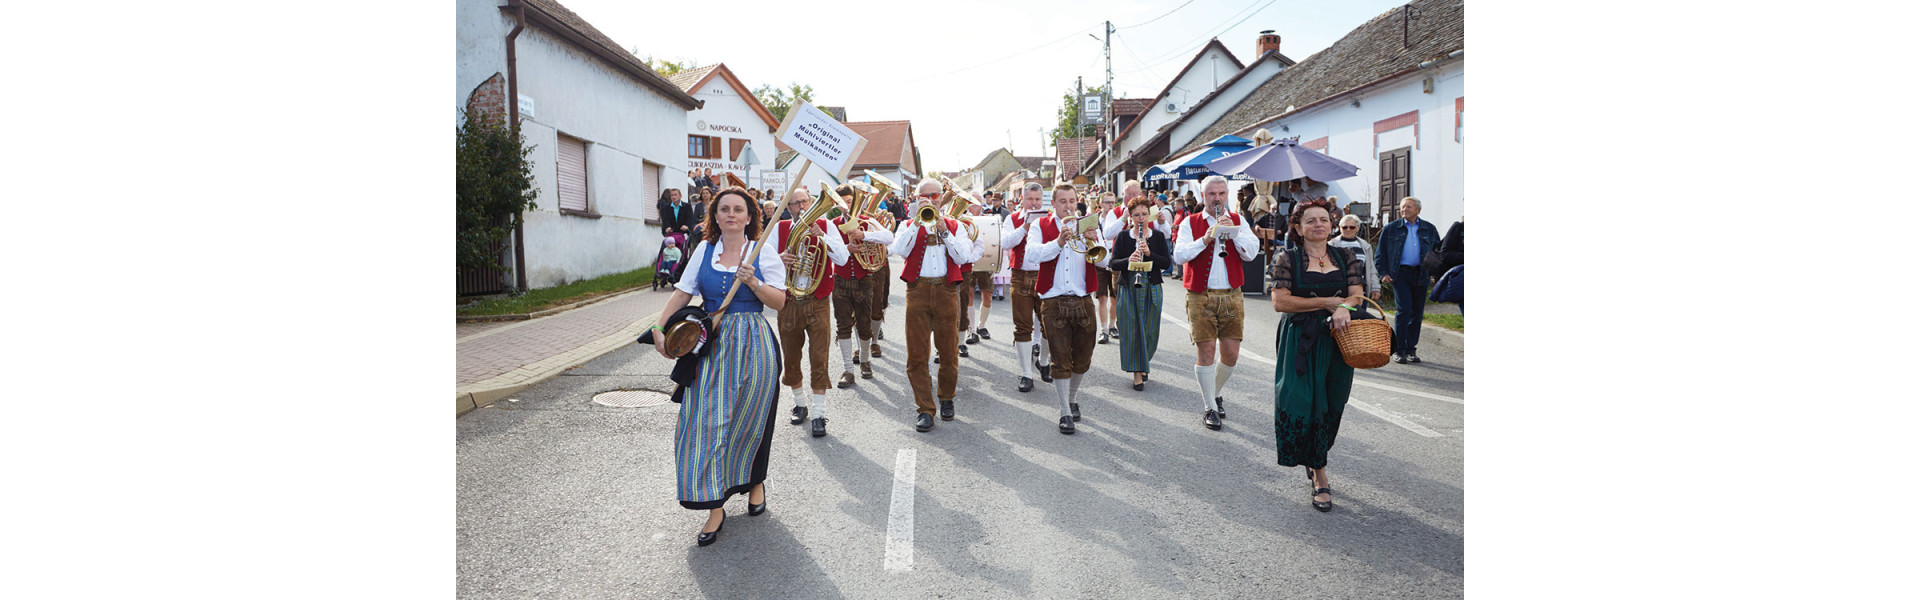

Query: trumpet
[[1061, 209, 1107, 264]]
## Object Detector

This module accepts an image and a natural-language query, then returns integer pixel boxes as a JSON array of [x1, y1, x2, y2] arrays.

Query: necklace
[[1306, 247, 1331, 269]]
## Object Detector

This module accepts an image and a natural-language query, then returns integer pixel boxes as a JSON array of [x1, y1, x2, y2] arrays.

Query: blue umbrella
[[1205, 137, 1361, 183], [1164, 134, 1256, 180], [1142, 164, 1173, 182]]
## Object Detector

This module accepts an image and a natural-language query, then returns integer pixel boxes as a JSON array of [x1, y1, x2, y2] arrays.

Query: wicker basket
[[1331, 297, 1394, 369]]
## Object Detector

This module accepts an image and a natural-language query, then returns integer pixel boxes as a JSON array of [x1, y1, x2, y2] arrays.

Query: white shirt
[[1000, 208, 1051, 271], [1023, 217, 1093, 299], [784, 218, 851, 266], [1172, 208, 1260, 291], [1103, 204, 1175, 239], [674, 237, 789, 297], [843, 216, 895, 247], [889, 219, 984, 278]]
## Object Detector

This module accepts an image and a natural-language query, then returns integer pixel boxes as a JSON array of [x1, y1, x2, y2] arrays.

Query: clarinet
[[1131, 224, 1150, 288]]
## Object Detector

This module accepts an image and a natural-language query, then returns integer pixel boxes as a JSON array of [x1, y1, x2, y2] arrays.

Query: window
[[557, 133, 593, 216], [642, 162, 662, 224], [688, 135, 709, 159]]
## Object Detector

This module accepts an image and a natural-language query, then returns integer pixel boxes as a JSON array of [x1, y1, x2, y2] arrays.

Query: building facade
[[668, 64, 781, 191]]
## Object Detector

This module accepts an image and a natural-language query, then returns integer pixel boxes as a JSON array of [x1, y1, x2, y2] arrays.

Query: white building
[[668, 64, 781, 191], [456, 0, 701, 291], [1095, 39, 1246, 191], [1169, 0, 1465, 229]]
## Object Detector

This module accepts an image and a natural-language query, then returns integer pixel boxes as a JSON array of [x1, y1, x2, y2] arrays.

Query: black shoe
[[838, 372, 855, 389], [1108, 326, 1119, 338], [852, 353, 861, 364], [1132, 379, 1144, 391], [748, 485, 767, 516], [697, 515, 724, 546], [1018, 376, 1033, 392], [1069, 402, 1080, 422], [811, 417, 827, 438], [977, 328, 991, 340], [1215, 397, 1226, 420], [875, 329, 884, 341], [790, 405, 808, 425], [1097, 331, 1110, 344], [915, 413, 934, 432], [1038, 361, 1054, 383], [934, 355, 940, 364], [966, 332, 979, 345], [1406, 353, 1421, 364], [1058, 415, 1076, 434], [958, 344, 970, 358], [1393, 353, 1408, 364], [1141, 372, 1149, 382], [1202, 409, 1222, 431], [1307, 467, 1332, 512], [939, 400, 955, 421]]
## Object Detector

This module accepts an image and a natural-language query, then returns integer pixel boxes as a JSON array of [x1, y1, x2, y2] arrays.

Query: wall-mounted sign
[[695, 120, 743, 133], [518, 94, 536, 119], [1081, 95, 1102, 125]]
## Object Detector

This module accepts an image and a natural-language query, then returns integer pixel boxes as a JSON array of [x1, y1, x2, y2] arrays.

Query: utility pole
[[1103, 20, 1114, 190], [1076, 76, 1083, 137]]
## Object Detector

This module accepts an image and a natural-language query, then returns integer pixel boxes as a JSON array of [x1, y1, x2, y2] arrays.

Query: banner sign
[[1081, 95, 1103, 125], [760, 170, 788, 193], [773, 101, 869, 181]]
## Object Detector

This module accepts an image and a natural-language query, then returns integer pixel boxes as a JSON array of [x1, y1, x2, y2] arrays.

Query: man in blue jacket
[[1374, 197, 1443, 363]]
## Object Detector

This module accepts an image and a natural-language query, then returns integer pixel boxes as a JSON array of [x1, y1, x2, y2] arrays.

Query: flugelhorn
[[782, 183, 839, 296]]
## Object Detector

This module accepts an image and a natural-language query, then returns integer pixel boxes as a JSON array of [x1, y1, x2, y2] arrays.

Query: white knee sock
[[977, 302, 989, 329], [1038, 335, 1051, 364], [1016, 341, 1034, 378], [811, 393, 827, 417], [839, 338, 854, 370], [1194, 364, 1218, 413], [1214, 363, 1235, 410], [1068, 373, 1084, 402], [1053, 378, 1073, 417], [858, 337, 871, 362]]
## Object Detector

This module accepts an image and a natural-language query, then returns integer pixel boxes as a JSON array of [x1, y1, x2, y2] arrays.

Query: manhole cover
[[590, 390, 671, 408]]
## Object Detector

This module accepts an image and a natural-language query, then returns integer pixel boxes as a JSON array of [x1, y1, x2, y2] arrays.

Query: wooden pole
[[714, 158, 811, 314]]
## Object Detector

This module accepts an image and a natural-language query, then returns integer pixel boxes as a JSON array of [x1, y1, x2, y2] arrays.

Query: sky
[[552, 0, 1410, 173]]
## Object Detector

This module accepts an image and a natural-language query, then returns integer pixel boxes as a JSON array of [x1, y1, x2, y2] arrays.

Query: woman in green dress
[[1267, 198, 1367, 512]]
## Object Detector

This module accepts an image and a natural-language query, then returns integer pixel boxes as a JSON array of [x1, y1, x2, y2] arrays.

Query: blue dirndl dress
[[675, 242, 783, 510]]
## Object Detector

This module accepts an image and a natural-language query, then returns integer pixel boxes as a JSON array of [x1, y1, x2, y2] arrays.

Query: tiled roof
[[818, 106, 847, 121], [988, 170, 1025, 192], [845, 120, 915, 169], [1109, 38, 1242, 145], [971, 148, 1014, 172], [665, 64, 720, 92], [1113, 98, 1154, 117], [1056, 137, 1099, 178], [519, 0, 700, 109], [1171, 0, 1464, 158], [665, 63, 780, 132]]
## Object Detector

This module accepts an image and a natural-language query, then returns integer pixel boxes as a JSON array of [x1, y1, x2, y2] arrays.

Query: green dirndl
[[1117, 280, 1162, 373], [1273, 250, 1357, 469]]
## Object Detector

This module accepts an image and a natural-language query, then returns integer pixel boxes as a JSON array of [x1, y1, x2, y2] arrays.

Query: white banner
[[773, 101, 868, 181], [760, 170, 788, 193]]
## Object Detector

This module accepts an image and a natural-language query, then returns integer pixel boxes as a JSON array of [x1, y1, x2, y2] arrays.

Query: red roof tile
[[845, 120, 916, 172]]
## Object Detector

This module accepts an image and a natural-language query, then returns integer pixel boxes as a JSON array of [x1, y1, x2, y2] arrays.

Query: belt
[[916, 276, 949, 284], [1200, 288, 1239, 294], [1013, 268, 1038, 274]]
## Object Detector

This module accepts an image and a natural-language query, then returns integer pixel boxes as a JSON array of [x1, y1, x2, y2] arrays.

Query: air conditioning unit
[[1164, 101, 1181, 113]]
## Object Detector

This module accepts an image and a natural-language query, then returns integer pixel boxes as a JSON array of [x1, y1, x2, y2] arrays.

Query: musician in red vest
[[888, 180, 983, 433], [1171, 175, 1261, 431], [1000, 182, 1054, 393], [1023, 183, 1104, 434], [829, 183, 894, 388], [776, 188, 850, 438]]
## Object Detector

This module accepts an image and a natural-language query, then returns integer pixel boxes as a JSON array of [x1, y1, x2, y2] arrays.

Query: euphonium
[[839, 180, 889, 272], [783, 183, 839, 296], [864, 169, 899, 231], [945, 190, 980, 241]]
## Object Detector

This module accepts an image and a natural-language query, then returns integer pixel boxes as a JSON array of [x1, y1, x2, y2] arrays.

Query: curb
[[1382, 309, 1465, 353], [455, 309, 663, 416], [456, 286, 655, 323]]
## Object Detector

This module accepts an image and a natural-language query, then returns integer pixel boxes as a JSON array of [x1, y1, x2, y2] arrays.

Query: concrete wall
[[1240, 58, 1465, 229], [455, 1, 509, 122], [685, 75, 777, 190], [494, 12, 690, 289], [1113, 45, 1240, 173], [1167, 58, 1287, 154]]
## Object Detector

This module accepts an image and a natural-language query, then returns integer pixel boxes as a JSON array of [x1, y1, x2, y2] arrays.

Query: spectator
[[1436, 214, 1464, 278], [1327, 214, 1382, 300], [658, 188, 695, 248], [1373, 196, 1442, 364]]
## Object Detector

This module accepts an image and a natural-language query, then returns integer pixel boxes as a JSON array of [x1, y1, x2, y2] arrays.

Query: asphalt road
[[458, 260, 1464, 598]]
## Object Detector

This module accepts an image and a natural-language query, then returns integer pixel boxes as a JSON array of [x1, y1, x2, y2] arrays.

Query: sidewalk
[[455, 287, 674, 415]]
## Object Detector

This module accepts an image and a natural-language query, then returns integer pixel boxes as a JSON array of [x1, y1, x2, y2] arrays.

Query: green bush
[[457, 108, 539, 276]]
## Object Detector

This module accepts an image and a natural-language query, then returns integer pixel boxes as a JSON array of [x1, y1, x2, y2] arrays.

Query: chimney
[[1256, 30, 1280, 58]]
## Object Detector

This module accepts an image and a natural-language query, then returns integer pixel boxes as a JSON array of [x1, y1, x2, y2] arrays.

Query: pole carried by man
[[888, 179, 983, 432], [1171, 175, 1261, 431]]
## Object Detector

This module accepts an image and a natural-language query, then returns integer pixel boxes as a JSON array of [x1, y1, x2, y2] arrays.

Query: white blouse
[[674, 237, 789, 298]]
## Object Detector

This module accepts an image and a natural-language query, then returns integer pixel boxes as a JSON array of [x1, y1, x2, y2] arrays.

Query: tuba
[[782, 183, 839, 296], [945, 189, 980, 241], [839, 181, 890, 272], [864, 170, 899, 231]]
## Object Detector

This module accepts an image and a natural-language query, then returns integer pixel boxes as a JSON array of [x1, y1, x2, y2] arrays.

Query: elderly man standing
[[776, 188, 851, 437], [1172, 175, 1260, 431], [1001, 182, 1054, 393], [1374, 196, 1443, 364], [890, 180, 984, 432]]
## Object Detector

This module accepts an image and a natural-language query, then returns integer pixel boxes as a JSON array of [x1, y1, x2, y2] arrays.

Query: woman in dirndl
[[651, 187, 788, 546], [1267, 198, 1368, 513], [1107, 197, 1172, 390]]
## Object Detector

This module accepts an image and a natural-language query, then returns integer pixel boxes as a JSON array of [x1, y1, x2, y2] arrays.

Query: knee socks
[[1053, 378, 1073, 417], [1213, 363, 1235, 411], [1194, 364, 1218, 413], [839, 338, 854, 370], [1068, 373, 1084, 403], [1016, 341, 1035, 378], [812, 392, 827, 418]]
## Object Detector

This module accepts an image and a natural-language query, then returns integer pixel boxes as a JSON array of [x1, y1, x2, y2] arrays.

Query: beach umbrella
[[1205, 137, 1361, 183], [1164, 134, 1255, 179]]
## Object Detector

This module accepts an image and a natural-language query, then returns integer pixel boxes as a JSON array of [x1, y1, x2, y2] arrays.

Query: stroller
[[652, 232, 692, 291]]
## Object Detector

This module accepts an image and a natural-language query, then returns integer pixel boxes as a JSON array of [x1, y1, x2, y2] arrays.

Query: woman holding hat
[[652, 187, 789, 546]]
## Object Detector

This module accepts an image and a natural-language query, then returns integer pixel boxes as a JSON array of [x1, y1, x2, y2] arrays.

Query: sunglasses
[[1341, 225, 1358, 230]]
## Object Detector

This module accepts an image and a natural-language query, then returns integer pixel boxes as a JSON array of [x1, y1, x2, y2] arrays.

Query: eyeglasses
[[1341, 225, 1358, 230]]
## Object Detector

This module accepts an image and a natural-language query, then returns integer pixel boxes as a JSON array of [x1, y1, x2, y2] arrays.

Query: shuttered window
[[642, 162, 662, 223], [729, 138, 747, 161], [557, 133, 589, 213]]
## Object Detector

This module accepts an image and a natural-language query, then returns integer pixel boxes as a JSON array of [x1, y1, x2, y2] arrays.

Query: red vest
[[1181, 212, 1244, 293], [899, 218, 965, 285], [1035, 216, 1098, 295], [831, 214, 883, 279], [1007, 210, 1033, 271], [777, 219, 836, 299]]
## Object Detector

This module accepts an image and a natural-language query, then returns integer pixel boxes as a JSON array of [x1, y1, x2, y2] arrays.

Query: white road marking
[[884, 448, 916, 572], [1353, 379, 1463, 404], [1348, 400, 1444, 437]]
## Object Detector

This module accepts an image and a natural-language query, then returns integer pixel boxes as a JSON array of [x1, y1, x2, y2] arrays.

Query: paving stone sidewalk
[[455, 288, 673, 414]]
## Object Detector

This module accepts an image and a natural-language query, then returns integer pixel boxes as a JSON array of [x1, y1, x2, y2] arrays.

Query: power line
[[1117, 0, 1199, 30], [1113, 30, 1163, 83], [905, 24, 1102, 83], [1113, 0, 1276, 76]]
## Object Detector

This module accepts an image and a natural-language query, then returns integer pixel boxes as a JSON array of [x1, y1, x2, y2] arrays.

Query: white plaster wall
[[455, 0, 509, 121], [513, 25, 690, 289], [1168, 59, 1286, 152], [686, 76, 777, 189], [1114, 46, 1238, 169], [1242, 59, 1465, 229]]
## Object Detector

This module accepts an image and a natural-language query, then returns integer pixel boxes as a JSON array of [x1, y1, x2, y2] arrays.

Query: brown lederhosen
[[904, 276, 959, 414], [1010, 268, 1043, 343], [1185, 289, 1245, 343], [957, 271, 992, 332], [1039, 293, 1096, 379], [778, 294, 834, 391], [833, 274, 874, 341], [869, 262, 891, 323]]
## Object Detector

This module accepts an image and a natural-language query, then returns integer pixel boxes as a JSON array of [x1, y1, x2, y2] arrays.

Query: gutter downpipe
[[505, 0, 528, 292]]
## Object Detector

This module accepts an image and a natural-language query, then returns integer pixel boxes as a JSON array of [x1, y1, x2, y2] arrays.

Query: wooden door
[[1378, 147, 1410, 223]]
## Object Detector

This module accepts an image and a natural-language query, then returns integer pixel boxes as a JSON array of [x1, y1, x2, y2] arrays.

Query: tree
[[457, 108, 539, 278], [754, 83, 815, 123], [630, 48, 697, 77], [1050, 84, 1106, 144]]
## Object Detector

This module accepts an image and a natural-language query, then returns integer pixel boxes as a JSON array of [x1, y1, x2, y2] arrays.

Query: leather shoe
[[939, 400, 955, 421], [871, 343, 883, 357], [1097, 331, 1110, 344], [966, 332, 979, 344], [1406, 353, 1421, 364], [697, 515, 724, 546], [1037, 361, 1054, 382], [958, 344, 970, 358], [810, 416, 827, 438], [790, 405, 808, 425], [1215, 397, 1226, 420], [977, 328, 991, 340], [1202, 409, 1222, 431], [1018, 376, 1033, 392], [1069, 402, 1080, 422], [1393, 353, 1408, 364], [861, 362, 874, 379], [1132, 381, 1144, 391], [838, 372, 855, 389], [1058, 415, 1075, 434], [915, 413, 934, 432]]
